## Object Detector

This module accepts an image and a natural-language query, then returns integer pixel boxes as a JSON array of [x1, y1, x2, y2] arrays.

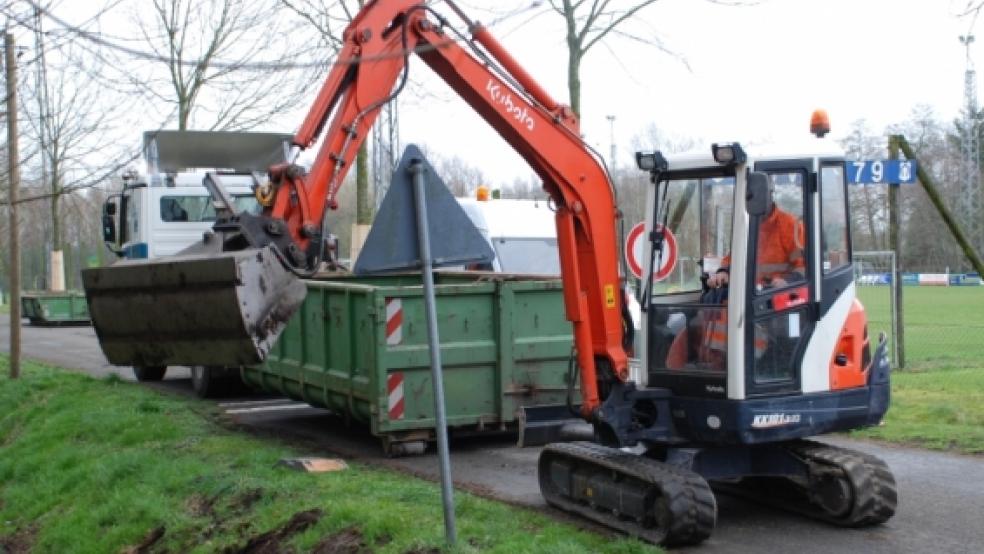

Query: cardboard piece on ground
[[277, 457, 348, 473]]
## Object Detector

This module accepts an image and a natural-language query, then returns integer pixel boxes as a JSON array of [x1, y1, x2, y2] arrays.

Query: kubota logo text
[[486, 79, 535, 131]]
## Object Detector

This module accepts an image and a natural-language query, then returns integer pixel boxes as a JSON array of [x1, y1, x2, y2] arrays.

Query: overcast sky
[[395, 0, 982, 184], [49, 0, 984, 186]]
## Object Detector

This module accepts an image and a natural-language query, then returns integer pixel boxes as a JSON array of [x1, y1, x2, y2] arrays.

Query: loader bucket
[[81, 246, 306, 368]]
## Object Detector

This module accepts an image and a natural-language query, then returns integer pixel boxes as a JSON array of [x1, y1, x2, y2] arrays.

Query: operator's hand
[[707, 270, 729, 289]]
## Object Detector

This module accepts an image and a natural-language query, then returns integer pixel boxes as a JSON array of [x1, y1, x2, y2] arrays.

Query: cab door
[[744, 161, 815, 397]]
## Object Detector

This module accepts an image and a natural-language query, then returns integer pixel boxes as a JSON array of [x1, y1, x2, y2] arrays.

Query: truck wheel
[[133, 365, 167, 382], [191, 365, 227, 398]]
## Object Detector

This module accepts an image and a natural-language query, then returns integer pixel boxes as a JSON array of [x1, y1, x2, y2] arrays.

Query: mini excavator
[[83, 1, 897, 545]]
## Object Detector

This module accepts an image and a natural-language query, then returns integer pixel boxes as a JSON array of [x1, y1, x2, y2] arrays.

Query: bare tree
[[548, 1, 754, 119], [888, 106, 971, 272], [840, 119, 889, 252], [24, 6, 130, 290], [113, 0, 321, 131], [431, 153, 489, 197], [549, 0, 662, 118]]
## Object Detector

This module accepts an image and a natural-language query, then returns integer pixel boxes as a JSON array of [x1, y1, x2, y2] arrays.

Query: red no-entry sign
[[625, 222, 677, 281]]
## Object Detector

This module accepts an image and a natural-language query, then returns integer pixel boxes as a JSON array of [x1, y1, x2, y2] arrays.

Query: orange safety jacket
[[704, 207, 804, 360], [721, 207, 805, 284]]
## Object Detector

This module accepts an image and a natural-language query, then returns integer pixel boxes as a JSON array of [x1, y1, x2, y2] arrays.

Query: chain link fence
[[855, 251, 984, 370]]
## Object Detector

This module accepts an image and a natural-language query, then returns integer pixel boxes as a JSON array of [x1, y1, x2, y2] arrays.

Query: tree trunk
[[356, 143, 371, 224], [49, 158, 64, 291], [350, 142, 372, 261], [567, 47, 582, 118]]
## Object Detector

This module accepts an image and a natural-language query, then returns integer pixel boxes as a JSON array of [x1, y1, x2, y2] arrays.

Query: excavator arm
[[83, 0, 627, 419], [263, 0, 627, 417]]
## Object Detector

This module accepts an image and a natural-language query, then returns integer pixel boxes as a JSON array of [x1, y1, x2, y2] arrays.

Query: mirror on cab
[[746, 171, 771, 217], [102, 197, 119, 245], [102, 214, 116, 243]]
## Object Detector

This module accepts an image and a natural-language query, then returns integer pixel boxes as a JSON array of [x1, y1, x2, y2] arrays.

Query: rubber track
[[790, 440, 898, 526], [719, 440, 897, 527], [539, 441, 717, 546]]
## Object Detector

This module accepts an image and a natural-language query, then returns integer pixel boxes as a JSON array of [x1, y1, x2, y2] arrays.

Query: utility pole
[[6, 32, 22, 378]]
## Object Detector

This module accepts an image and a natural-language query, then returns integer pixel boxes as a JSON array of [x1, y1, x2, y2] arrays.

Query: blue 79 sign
[[847, 160, 917, 185]]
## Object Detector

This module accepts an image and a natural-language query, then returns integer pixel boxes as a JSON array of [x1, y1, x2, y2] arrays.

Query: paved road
[[0, 317, 188, 381], [3, 318, 982, 553]]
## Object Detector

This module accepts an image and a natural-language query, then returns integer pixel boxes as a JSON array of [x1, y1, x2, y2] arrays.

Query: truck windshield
[[159, 194, 261, 222], [493, 238, 560, 275]]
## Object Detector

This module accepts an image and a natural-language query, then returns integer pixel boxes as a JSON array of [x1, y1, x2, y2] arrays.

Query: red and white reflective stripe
[[387, 372, 405, 420], [385, 297, 403, 345]]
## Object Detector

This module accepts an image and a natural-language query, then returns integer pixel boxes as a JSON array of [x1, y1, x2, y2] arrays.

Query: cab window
[[820, 165, 850, 272], [650, 177, 735, 294], [751, 172, 806, 293]]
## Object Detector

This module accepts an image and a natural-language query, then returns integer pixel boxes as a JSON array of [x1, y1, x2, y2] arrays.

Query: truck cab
[[102, 130, 293, 260], [103, 173, 263, 259]]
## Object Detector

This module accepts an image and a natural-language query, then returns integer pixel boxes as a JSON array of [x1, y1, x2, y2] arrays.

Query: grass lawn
[[0, 357, 658, 554], [853, 286, 984, 454]]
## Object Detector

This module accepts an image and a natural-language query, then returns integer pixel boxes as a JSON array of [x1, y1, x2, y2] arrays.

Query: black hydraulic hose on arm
[[566, 347, 580, 418]]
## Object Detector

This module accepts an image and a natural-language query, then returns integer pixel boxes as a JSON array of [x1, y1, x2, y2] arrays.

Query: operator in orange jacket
[[696, 187, 805, 369], [706, 200, 805, 289]]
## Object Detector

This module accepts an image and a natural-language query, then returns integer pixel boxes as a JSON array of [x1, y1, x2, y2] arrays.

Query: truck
[[99, 130, 292, 387], [101, 130, 291, 260], [82, 1, 897, 545]]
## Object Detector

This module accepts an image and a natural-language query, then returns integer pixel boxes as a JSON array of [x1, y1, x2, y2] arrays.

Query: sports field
[[853, 285, 984, 453], [856, 285, 984, 369]]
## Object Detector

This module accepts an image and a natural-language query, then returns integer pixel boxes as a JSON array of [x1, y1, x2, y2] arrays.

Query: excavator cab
[[634, 141, 889, 442]]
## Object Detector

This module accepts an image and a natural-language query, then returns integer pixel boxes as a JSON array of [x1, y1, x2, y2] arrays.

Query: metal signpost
[[354, 145, 493, 546], [409, 159, 456, 544], [849, 156, 918, 368]]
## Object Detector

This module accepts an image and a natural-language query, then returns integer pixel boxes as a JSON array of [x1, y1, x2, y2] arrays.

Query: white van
[[456, 197, 560, 274]]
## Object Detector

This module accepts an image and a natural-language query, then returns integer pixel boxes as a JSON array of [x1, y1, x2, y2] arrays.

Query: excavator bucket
[[81, 246, 306, 368]]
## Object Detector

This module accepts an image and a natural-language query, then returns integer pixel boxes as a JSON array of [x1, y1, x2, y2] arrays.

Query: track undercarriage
[[539, 439, 897, 546]]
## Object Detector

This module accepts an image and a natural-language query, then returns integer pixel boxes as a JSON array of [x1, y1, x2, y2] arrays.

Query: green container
[[242, 273, 576, 454], [21, 291, 91, 326]]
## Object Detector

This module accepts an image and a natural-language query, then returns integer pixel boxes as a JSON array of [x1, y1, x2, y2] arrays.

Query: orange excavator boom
[[265, 0, 627, 416]]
